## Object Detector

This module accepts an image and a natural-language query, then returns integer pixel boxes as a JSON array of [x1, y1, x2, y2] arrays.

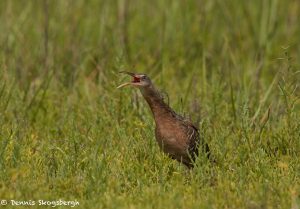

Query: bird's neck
[[140, 85, 173, 122]]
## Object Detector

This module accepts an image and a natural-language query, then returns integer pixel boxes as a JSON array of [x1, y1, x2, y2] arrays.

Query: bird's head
[[117, 71, 152, 89]]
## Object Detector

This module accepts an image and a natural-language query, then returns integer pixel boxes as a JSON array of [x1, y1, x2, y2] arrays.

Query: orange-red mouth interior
[[132, 76, 140, 83]]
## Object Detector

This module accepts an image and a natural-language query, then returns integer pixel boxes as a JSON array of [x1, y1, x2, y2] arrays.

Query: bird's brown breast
[[154, 115, 197, 164]]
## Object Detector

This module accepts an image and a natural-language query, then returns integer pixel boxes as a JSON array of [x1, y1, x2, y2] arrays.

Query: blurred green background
[[0, 0, 299, 208]]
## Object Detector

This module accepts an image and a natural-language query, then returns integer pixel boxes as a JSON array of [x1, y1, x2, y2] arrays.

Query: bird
[[117, 71, 210, 168]]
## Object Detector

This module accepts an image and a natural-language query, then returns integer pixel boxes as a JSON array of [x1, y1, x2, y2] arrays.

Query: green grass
[[0, 0, 300, 208]]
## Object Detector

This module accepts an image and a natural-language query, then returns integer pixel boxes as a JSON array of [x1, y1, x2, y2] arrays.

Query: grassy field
[[0, 0, 300, 208]]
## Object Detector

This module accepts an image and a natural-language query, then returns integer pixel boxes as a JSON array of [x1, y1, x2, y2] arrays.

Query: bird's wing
[[185, 123, 200, 160]]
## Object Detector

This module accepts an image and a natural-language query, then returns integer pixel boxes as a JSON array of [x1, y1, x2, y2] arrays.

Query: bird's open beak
[[117, 71, 141, 89]]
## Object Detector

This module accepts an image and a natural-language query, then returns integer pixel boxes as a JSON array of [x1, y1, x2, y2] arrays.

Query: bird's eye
[[141, 75, 147, 80]]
